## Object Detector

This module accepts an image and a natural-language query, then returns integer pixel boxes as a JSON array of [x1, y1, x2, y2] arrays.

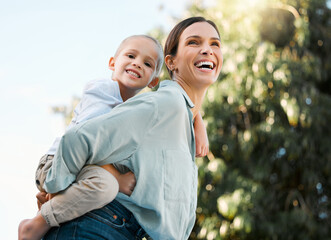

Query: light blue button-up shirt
[[46, 78, 123, 155], [44, 80, 198, 240]]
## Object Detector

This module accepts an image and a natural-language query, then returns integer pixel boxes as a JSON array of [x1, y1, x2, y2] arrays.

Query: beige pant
[[35, 155, 119, 227]]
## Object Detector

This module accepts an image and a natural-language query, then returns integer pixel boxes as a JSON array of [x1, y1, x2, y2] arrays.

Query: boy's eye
[[128, 54, 135, 59], [145, 62, 152, 67]]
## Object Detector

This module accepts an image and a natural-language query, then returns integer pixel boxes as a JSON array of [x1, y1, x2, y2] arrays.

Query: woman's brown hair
[[164, 17, 220, 78]]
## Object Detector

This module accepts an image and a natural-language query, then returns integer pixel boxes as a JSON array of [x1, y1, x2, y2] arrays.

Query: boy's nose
[[132, 62, 142, 69]]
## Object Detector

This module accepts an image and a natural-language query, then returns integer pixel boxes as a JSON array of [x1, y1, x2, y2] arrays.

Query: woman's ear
[[108, 57, 115, 71], [165, 55, 176, 71]]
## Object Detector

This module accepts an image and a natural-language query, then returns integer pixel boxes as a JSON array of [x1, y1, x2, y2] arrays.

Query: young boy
[[18, 34, 209, 240]]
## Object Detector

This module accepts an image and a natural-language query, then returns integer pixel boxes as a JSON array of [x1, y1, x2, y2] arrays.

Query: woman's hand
[[36, 191, 47, 210], [36, 191, 57, 210]]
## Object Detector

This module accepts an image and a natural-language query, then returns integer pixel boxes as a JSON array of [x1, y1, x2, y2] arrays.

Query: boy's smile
[[126, 69, 141, 79]]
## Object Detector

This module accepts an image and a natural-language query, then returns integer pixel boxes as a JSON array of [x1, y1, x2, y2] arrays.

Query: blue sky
[[0, 0, 189, 238]]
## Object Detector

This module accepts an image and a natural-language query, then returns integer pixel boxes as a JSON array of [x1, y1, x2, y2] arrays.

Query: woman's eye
[[211, 42, 220, 47], [188, 40, 198, 45]]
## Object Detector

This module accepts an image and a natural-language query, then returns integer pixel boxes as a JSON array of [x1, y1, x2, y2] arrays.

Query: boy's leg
[[18, 212, 50, 240], [18, 165, 118, 240], [41, 164, 119, 226], [18, 154, 54, 240]]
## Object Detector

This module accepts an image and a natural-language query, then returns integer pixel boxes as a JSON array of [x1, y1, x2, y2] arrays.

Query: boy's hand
[[118, 171, 136, 196], [195, 138, 209, 157], [194, 112, 209, 157]]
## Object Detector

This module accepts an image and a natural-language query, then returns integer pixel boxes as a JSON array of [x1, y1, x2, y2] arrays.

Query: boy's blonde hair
[[114, 35, 164, 76]]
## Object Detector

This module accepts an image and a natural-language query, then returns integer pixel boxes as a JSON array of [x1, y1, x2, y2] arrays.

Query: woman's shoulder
[[157, 80, 184, 96], [150, 80, 188, 113], [158, 80, 189, 102], [122, 80, 187, 112]]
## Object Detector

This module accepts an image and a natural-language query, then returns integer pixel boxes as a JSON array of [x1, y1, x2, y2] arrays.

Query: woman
[[43, 16, 223, 240]]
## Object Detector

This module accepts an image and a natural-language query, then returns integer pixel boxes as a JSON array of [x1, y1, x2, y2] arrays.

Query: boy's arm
[[194, 111, 209, 157], [101, 164, 136, 196]]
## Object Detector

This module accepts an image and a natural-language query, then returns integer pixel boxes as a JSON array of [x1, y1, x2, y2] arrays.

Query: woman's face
[[171, 22, 223, 88]]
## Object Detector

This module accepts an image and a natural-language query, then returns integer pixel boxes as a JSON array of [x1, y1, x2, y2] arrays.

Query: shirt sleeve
[[68, 79, 122, 128], [43, 94, 158, 193]]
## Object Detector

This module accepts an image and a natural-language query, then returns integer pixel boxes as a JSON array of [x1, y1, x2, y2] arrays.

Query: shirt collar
[[159, 80, 195, 108]]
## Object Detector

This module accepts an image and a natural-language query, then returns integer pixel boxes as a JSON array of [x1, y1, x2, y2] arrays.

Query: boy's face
[[110, 37, 159, 92]]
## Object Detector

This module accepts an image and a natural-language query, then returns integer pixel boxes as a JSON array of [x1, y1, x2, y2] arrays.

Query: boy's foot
[[18, 212, 50, 240]]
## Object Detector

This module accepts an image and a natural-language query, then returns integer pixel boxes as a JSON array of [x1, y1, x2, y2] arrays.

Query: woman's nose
[[200, 45, 213, 55]]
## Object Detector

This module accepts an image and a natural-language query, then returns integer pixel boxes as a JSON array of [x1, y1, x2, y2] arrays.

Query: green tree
[[172, 0, 331, 239]]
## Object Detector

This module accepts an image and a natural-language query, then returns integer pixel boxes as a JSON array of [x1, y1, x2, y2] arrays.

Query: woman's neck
[[174, 77, 207, 118]]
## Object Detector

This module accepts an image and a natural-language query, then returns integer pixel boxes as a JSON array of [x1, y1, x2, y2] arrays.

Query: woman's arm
[[43, 95, 157, 194], [194, 112, 209, 157]]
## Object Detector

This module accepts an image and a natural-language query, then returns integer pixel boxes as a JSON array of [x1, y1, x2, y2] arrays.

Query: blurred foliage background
[[56, 0, 331, 239], [151, 0, 331, 239]]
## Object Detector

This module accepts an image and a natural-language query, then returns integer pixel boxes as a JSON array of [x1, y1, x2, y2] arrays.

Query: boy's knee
[[78, 165, 119, 204], [97, 172, 119, 203], [35, 155, 54, 192]]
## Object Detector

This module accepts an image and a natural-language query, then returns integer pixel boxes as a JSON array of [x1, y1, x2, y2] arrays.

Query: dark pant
[[43, 200, 150, 240]]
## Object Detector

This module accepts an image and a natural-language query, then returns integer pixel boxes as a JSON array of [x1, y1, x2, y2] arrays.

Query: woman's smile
[[194, 59, 216, 72]]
